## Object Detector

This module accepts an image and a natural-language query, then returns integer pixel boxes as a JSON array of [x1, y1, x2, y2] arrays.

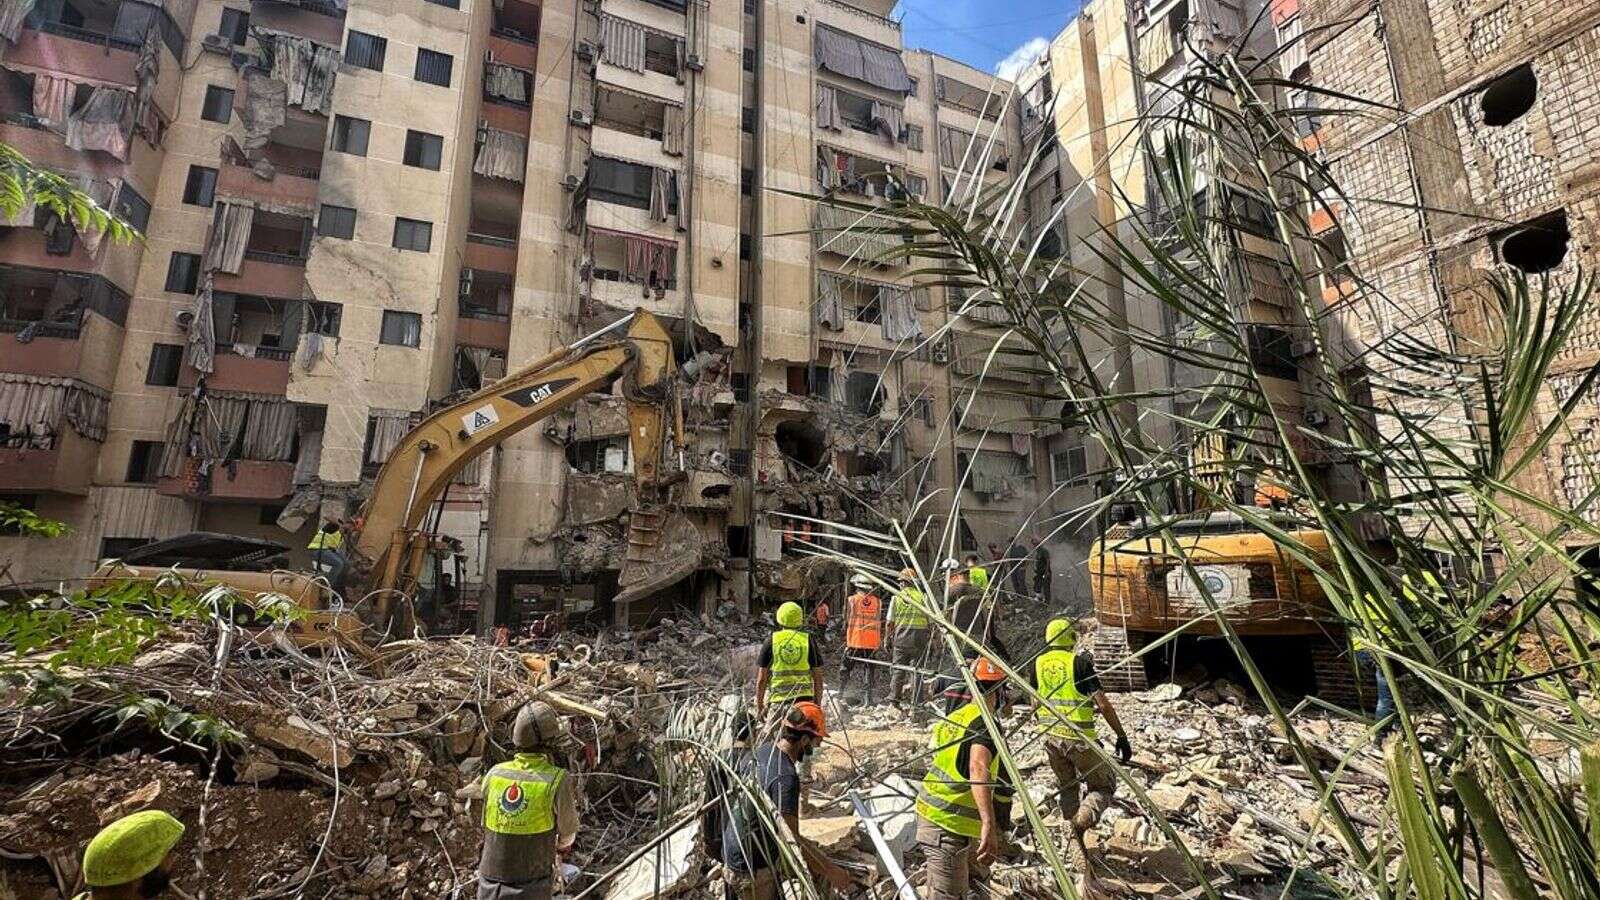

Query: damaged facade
[[1, 0, 1067, 628]]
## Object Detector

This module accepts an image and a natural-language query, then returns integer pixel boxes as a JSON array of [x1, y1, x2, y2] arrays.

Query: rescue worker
[[886, 567, 931, 705], [1032, 618, 1132, 863], [841, 575, 885, 702], [964, 552, 990, 591], [755, 602, 824, 722], [718, 703, 853, 899], [915, 657, 1014, 900], [307, 519, 347, 588], [478, 701, 579, 900], [944, 561, 1007, 664], [75, 810, 185, 899]]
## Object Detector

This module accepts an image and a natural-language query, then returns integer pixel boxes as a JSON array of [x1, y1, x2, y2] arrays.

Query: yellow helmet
[[1045, 618, 1077, 648], [776, 601, 804, 628], [83, 810, 185, 887]]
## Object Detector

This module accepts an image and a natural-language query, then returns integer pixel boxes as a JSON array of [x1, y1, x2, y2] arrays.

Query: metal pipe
[[571, 311, 637, 351], [849, 788, 918, 900], [403, 441, 432, 526]]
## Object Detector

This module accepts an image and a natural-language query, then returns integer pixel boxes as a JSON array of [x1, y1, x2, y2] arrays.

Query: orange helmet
[[786, 701, 828, 738], [972, 657, 1007, 683]]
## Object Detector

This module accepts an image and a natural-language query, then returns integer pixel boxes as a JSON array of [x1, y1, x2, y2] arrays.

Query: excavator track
[[1092, 625, 1150, 693]]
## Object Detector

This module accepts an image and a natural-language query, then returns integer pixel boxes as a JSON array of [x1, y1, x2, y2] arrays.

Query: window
[[589, 157, 672, 212], [317, 204, 356, 239], [741, 106, 755, 133], [201, 85, 234, 122], [345, 30, 387, 71], [101, 537, 152, 560], [307, 301, 342, 336], [392, 218, 433, 252], [744, 0, 754, 12], [907, 76, 918, 98], [905, 173, 927, 199], [1051, 445, 1088, 486], [330, 115, 371, 156], [182, 166, 217, 206], [743, 48, 754, 71], [145, 343, 183, 386], [845, 371, 884, 416], [403, 130, 444, 170], [905, 124, 923, 152], [165, 252, 201, 293], [415, 48, 454, 86], [380, 310, 422, 347], [113, 184, 151, 231], [741, 168, 753, 196], [219, 7, 249, 45], [126, 441, 163, 483], [643, 32, 680, 77], [739, 233, 751, 260], [1246, 324, 1298, 380]]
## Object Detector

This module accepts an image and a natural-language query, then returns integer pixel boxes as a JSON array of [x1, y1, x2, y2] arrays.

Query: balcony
[[178, 345, 292, 394], [0, 429, 99, 495], [464, 235, 517, 274], [247, 0, 347, 46], [814, 0, 900, 46], [4, 25, 139, 89], [219, 163, 320, 214], [487, 0, 540, 68], [487, 32, 538, 72], [212, 212, 311, 298], [159, 458, 295, 502], [0, 311, 125, 389], [482, 100, 531, 137], [457, 268, 512, 351]]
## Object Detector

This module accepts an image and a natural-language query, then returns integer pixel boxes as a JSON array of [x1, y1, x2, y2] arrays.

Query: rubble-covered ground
[[0, 610, 1576, 899]]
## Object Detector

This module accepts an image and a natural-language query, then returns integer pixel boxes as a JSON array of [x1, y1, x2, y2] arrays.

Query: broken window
[[164, 252, 200, 294], [1498, 210, 1569, 274], [126, 440, 163, 483], [1246, 324, 1299, 380], [146, 343, 183, 387], [201, 85, 234, 123], [182, 166, 217, 207], [776, 420, 827, 469], [1480, 63, 1536, 127], [219, 8, 249, 45], [380, 310, 422, 347], [307, 301, 342, 337], [331, 115, 371, 156], [644, 32, 680, 77], [566, 438, 630, 473], [1051, 444, 1088, 486], [846, 371, 884, 416]]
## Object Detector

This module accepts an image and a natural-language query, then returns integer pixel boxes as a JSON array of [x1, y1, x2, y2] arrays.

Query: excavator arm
[[352, 311, 683, 619]]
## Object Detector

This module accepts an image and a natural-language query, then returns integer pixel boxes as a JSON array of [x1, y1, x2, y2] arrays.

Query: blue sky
[[895, 0, 1085, 79]]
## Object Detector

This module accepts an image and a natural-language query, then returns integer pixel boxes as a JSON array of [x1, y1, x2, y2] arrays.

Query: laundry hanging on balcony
[[233, 68, 288, 168], [264, 30, 338, 114], [65, 87, 135, 161], [648, 167, 682, 226], [812, 25, 911, 93], [815, 272, 845, 332], [30, 73, 75, 132], [879, 285, 921, 341], [815, 84, 841, 131], [201, 201, 256, 275], [599, 15, 646, 72], [0, 0, 35, 45], [473, 127, 528, 181], [484, 61, 529, 104], [869, 101, 903, 145], [616, 230, 677, 297], [0, 374, 109, 446], [239, 396, 296, 461]]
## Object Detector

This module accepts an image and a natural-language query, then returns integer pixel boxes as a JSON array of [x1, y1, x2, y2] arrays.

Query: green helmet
[[776, 601, 804, 628], [83, 810, 185, 887], [1045, 618, 1076, 648]]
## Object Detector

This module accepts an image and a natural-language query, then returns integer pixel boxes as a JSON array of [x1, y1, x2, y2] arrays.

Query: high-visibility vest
[[482, 752, 564, 835], [916, 702, 986, 837], [845, 592, 883, 650], [307, 529, 343, 551], [968, 566, 989, 589], [767, 628, 813, 702], [1035, 649, 1097, 740], [890, 586, 929, 629]]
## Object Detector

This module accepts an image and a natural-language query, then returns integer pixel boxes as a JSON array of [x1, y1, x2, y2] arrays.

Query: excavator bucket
[[613, 504, 702, 609]]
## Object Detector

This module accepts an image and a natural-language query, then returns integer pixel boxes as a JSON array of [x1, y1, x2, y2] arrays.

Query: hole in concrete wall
[[1480, 64, 1537, 127], [700, 483, 733, 500], [841, 451, 882, 477], [776, 420, 828, 470], [1499, 210, 1569, 273], [726, 525, 750, 557]]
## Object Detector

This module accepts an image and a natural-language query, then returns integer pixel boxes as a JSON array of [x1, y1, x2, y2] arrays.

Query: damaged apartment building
[[0, 0, 1075, 629]]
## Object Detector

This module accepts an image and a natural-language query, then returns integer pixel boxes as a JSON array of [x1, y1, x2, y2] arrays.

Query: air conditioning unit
[[200, 33, 230, 53], [175, 310, 195, 330], [931, 340, 951, 364], [1290, 339, 1317, 358], [569, 109, 592, 127], [561, 173, 582, 191], [577, 41, 596, 62], [458, 269, 474, 297], [1305, 408, 1330, 427], [685, 53, 704, 71]]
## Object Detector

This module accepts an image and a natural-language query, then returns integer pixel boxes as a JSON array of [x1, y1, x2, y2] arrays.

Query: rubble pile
[[0, 627, 743, 898]]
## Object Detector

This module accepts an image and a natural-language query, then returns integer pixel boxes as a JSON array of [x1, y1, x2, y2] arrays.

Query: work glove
[[1115, 734, 1132, 764]]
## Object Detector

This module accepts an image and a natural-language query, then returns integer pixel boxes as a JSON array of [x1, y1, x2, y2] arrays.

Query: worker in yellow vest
[[755, 601, 824, 721], [886, 567, 931, 705], [307, 519, 348, 587], [914, 657, 1015, 899], [478, 701, 579, 900], [1033, 618, 1131, 862], [964, 552, 990, 591], [74, 810, 185, 899]]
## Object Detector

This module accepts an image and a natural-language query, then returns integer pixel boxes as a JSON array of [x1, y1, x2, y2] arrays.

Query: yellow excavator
[[93, 310, 700, 644]]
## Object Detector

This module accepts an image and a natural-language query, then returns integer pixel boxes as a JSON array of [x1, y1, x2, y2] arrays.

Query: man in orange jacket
[[842, 575, 885, 703]]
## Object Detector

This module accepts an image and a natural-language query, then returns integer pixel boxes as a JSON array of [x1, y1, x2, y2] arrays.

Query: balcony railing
[[459, 301, 510, 321], [0, 316, 83, 339], [296, 0, 347, 17], [482, 90, 532, 110], [817, 0, 901, 31], [275, 163, 323, 179], [243, 249, 308, 266], [467, 233, 517, 249], [491, 25, 537, 45], [218, 344, 294, 361], [37, 20, 141, 52], [593, 269, 677, 291]]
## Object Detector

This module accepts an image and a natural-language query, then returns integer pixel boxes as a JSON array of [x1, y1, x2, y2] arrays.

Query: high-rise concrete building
[[1, 0, 1061, 628]]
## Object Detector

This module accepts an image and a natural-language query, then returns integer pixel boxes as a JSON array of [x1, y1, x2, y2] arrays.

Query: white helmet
[[941, 557, 962, 571], [850, 574, 873, 588]]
